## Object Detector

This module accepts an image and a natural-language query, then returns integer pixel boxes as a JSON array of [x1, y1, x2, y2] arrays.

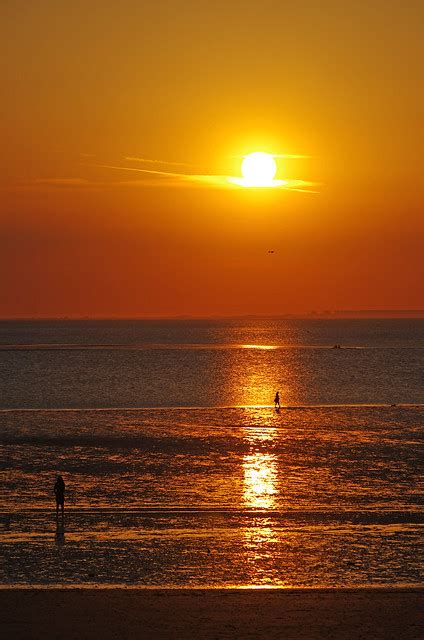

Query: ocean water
[[0, 319, 423, 587]]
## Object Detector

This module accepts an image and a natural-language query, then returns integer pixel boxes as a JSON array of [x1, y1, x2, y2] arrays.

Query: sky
[[1, 0, 423, 317]]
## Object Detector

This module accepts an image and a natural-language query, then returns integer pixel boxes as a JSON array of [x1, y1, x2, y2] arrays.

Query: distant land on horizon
[[1, 310, 424, 321]]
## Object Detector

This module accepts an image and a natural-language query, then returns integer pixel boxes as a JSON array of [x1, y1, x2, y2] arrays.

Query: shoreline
[[1, 587, 422, 639], [0, 584, 422, 590]]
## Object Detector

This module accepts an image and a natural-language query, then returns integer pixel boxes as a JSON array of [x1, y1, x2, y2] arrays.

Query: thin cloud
[[8, 161, 319, 193], [96, 164, 183, 178], [285, 186, 320, 194], [7, 178, 95, 190], [34, 178, 92, 186], [4, 177, 107, 191], [273, 154, 313, 159], [231, 153, 312, 159], [125, 156, 202, 169], [94, 163, 319, 192], [94, 164, 233, 188]]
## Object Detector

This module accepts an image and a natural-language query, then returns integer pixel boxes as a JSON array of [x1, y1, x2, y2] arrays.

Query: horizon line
[[0, 310, 424, 321]]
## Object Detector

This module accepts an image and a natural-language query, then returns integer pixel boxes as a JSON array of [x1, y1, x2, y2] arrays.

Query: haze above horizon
[[1, 2, 423, 316]]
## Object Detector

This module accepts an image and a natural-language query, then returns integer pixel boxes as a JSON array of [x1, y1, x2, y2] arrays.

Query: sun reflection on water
[[241, 411, 283, 585], [243, 452, 278, 510], [240, 344, 278, 350], [242, 411, 279, 511]]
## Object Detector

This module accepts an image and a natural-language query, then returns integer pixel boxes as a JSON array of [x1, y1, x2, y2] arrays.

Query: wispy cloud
[[273, 154, 313, 159], [93, 161, 319, 192], [97, 165, 183, 178], [34, 178, 92, 186], [231, 153, 312, 159], [2, 178, 96, 191], [7, 152, 318, 193], [125, 156, 202, 169], [94, 164, 233, 188]]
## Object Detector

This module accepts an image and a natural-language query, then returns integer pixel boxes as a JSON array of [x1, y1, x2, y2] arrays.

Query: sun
[[227, 150, 289, 188], [241, 152, 277, 187]]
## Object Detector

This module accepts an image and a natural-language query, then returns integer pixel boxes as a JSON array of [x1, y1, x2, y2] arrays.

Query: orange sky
[[1, 1, 423, 317]]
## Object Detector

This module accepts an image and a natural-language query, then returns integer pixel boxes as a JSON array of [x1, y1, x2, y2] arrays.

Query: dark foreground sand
[[0, 588, 422, 640]]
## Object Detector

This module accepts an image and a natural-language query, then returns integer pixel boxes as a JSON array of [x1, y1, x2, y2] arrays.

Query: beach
[[1, 320, 422, 632], [1, 588, 422, 639]]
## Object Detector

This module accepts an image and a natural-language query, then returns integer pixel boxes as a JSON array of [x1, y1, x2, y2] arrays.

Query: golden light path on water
[[242, 407, 283, 585], [240, 344, 278, 350], [243, 451, 278, 510], [231, 349, 302, 586]]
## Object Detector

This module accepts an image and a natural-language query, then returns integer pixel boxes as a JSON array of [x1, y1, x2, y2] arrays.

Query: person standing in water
[[54, 475, 65, 518], [274, 391, 280, 409]]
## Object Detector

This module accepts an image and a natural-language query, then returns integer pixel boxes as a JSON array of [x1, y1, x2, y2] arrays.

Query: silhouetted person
[[54, 475, 65, 518], [274, 391, 280, 409]]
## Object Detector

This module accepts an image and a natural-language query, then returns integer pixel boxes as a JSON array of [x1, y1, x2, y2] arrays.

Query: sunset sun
[[241, 152, 277, 187]]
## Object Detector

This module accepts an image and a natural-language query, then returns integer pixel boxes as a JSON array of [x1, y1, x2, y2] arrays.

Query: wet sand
[[0, 588, 422, 639]]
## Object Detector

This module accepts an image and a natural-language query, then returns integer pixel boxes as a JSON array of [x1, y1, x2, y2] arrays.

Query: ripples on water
[[0, 318, 423, 409], [0, 320, 423, 587], [1, 406, 423, 587]]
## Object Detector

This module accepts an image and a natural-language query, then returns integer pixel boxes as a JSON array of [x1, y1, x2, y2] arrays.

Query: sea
[[0, 318, 423, 588]]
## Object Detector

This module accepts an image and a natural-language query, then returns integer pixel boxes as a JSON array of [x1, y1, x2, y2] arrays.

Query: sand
[[0, 588, 422, 639]]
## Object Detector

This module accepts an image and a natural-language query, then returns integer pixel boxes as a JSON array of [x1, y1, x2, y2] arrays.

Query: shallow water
[[0, 320, 423, 587], [0, 318, 423, 409]]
